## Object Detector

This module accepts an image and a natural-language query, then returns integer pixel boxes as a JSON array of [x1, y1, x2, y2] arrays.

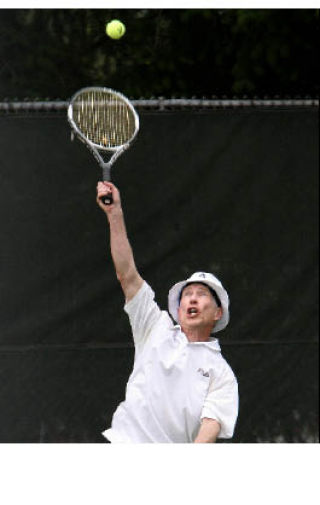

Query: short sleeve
[[124, 281, 162, 351], [201, 363, 239, 439]]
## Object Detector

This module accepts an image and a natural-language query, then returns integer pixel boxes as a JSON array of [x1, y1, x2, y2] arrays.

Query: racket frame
[[67, 86, 140, 181]]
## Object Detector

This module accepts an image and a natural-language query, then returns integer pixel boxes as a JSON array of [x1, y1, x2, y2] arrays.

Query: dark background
[[0, 9, 319, 99], [0, 106, 318, 442], [0, 8, 318, 443]]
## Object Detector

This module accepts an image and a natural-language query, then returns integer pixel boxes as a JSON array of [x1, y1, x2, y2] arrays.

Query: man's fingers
[[96, 181, 120, 211], [97, 181, 112, 194]]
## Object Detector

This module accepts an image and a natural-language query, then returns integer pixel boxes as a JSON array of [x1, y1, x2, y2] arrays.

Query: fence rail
[[0, 98, 318, 113]]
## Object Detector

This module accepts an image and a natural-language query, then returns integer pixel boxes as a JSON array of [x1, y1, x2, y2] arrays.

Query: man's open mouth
[[187, 307, 199, 316]]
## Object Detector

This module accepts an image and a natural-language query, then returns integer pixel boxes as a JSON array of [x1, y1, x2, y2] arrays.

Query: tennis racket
[[67, 86, 139, 204]]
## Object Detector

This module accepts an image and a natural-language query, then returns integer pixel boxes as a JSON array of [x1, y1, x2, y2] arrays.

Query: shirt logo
[[197, 368, 210, 377]]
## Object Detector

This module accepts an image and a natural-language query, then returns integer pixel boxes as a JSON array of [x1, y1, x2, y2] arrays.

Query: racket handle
[[100, 192, 113, 205]]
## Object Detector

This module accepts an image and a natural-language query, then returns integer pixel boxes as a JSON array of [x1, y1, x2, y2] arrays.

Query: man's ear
[[214, 307, 223, 321]]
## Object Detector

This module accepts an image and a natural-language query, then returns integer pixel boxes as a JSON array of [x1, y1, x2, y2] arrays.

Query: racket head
[[67, 87, 139, 152]]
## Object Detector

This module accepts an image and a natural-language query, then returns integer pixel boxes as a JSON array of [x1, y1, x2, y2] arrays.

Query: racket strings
[[73, 90, 136, 148]]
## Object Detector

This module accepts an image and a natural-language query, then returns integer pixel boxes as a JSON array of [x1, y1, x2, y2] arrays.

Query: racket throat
[[95, 146, 128, 182], [91, 149, 112, 180], [101, 163, 112, 181]]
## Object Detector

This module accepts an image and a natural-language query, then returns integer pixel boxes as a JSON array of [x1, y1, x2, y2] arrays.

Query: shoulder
[[211, 351, 238, 385], [124, 280, 153, 313], [124, 281, 173, 322], [124, 281, 175, 347]]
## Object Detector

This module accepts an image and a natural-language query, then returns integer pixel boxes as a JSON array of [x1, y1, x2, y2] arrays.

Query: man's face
[[178, 283, 222, 333]]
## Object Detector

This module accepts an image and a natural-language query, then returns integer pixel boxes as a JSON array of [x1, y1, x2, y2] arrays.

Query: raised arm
[[96, 181, 144, 302]]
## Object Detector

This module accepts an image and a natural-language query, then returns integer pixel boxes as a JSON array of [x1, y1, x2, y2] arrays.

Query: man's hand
[[96, 181, 122, 216], [194, 418, 221, 443]]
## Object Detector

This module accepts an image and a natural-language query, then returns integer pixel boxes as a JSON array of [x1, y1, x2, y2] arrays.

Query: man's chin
[[182, 319, 202, 330]]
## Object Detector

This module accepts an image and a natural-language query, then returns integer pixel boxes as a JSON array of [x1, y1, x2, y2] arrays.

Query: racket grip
[[100, 193, 113, 205]]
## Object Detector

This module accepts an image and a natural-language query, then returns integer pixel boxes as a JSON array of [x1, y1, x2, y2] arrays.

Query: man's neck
[[182, 326, 212, 343]]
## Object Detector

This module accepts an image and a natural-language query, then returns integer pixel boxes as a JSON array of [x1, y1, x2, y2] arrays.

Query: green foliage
[[0, 9, 318, 99]]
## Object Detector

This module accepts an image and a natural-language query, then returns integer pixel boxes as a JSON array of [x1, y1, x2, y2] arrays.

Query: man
[[96, 181, 238, 443]]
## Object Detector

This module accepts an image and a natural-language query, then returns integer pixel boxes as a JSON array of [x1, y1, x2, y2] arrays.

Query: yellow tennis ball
[[106, 20, 126, 39]]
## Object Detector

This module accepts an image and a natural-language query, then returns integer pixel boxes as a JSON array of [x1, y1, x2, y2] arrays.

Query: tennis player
[[96, 181, 238, 443]]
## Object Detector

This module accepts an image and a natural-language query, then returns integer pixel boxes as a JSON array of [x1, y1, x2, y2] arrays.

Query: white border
[[1, 444, 319, 505]]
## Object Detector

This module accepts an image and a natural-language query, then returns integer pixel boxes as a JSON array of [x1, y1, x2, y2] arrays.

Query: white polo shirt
[[103, 281, 238, 443]]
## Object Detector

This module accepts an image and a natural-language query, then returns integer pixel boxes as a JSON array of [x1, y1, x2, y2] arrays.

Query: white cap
[[168, 272, 230, 333]]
